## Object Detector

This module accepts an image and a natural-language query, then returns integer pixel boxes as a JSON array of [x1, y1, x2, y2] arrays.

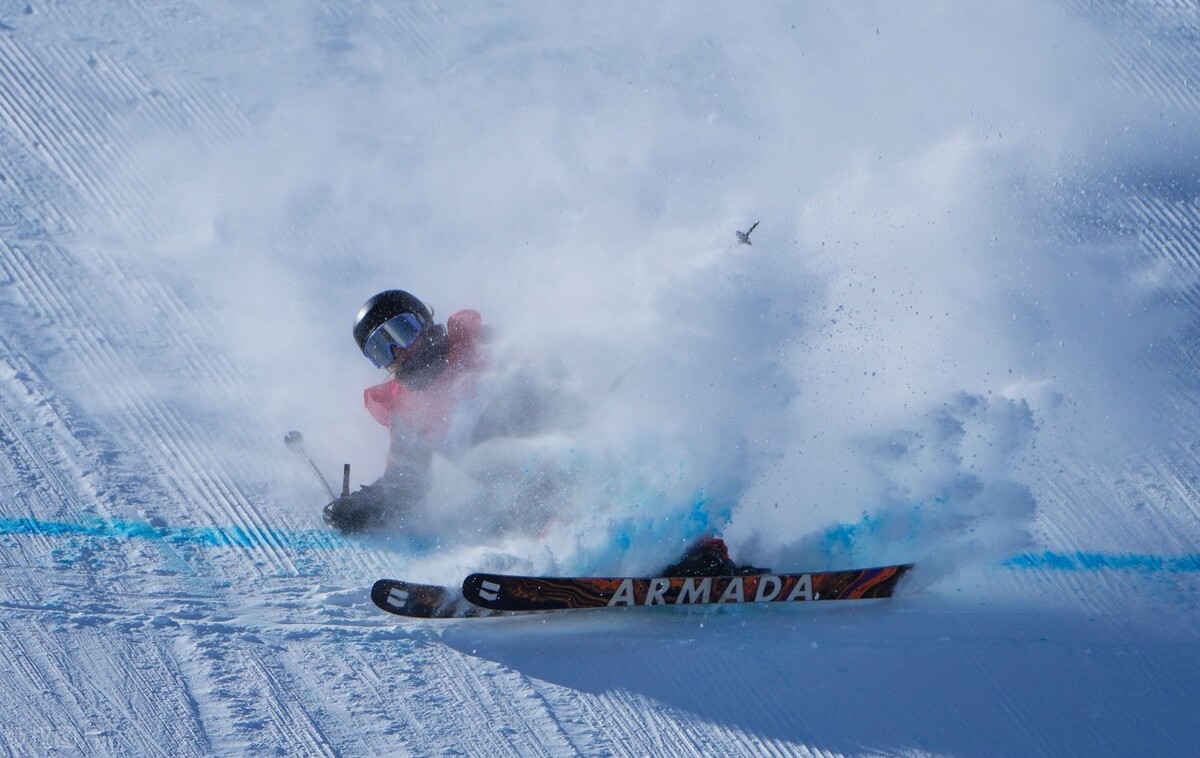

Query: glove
[[322, 481, 414, 533]]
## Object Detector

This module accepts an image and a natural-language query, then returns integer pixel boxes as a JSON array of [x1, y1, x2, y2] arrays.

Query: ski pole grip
[[342, 464, 351, 497]]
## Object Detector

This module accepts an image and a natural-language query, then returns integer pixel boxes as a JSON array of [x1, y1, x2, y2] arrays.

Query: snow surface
[[0, 0, 1198, 755]]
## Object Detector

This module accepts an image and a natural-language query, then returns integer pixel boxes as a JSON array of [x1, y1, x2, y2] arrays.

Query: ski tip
[[370, 578, 445, 618], [372, 578, 505, 619]]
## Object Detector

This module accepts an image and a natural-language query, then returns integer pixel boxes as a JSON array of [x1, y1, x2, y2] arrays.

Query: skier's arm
[[380, 420, 433, 500]]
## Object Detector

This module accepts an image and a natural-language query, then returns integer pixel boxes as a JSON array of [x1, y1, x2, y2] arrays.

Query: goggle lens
[[363, 312, 425, 368]]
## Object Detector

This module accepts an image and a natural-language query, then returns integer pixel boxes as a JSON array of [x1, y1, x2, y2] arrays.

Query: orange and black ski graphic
[[461, 564, 913, 613]]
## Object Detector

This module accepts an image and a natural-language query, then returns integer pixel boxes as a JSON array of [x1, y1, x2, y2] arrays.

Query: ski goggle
[[362, 312, 426, 368]]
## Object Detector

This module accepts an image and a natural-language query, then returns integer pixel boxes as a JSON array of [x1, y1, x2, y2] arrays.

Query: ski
[[461, 564, 913, 613], [372, 564, 912, 618], [370, 578, 506, 619]]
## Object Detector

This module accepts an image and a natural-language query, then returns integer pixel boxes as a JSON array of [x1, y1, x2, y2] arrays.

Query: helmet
[[353, 290, 434, 366]]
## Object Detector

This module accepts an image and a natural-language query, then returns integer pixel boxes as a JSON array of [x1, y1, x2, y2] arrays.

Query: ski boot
[[661, 537, 771, 577]]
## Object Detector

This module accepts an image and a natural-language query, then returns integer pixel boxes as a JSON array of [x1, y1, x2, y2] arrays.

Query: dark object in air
[[736, 221, 759, 245]]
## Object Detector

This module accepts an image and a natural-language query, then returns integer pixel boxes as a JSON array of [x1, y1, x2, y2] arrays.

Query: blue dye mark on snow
[[813, 507, 924, 564], [5, 513, 1200, 574], [575, 490, 733, 574], [1004, 551, 1200, 574], [808, 508, 1200, 575], [0, 515, 357, 552]]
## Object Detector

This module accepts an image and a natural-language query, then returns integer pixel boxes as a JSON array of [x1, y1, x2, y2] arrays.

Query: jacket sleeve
[[446, 309, 483, 363], [364, 380, 401, 427], [447, 309, 481, 337]]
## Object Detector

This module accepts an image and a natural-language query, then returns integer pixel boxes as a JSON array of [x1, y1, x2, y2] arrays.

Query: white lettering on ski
[[478, 580, 501, 602], [717, 577, 746, 603], [646, 577, 671, 605], [754, 575, 783, 602], [386, 587, 409, 608], [677, 577, 712, 604], [608, 579, 637, 607], [785, 574, 814, 601], [606, 574, 812, 607]]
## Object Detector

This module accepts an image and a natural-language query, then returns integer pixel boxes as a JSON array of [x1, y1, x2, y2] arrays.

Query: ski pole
[[284, 430, 336, 501]]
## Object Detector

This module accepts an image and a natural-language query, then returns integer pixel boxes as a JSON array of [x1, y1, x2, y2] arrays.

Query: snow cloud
[[86, 1, 1188, 576]]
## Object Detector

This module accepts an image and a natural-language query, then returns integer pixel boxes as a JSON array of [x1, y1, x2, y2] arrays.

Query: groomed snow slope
[[0, 1, 1198, 755]]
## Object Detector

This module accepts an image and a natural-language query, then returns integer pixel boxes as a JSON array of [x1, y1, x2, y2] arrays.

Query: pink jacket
[[362, 309, 485, 443]]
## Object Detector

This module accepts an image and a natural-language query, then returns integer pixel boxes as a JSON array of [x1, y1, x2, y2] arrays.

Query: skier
[[322, 290, 767, 578], [323, 289, 486, 532]]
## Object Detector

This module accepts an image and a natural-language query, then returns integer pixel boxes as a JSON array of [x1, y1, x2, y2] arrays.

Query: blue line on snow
[[1003, 551, 1200, 574], [0, 516, 349, 552], [3, 516, 1200, 573]]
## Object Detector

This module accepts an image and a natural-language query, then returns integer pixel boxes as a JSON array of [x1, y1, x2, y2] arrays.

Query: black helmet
[[354, 290, 435, 367]]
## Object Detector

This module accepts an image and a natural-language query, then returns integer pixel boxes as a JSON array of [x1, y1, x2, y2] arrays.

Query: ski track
[[0, 6, 404, 753], [0, 0, 1198, 755]]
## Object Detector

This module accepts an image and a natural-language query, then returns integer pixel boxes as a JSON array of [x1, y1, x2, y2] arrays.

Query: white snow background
[[0, 1, 1197, 755]]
